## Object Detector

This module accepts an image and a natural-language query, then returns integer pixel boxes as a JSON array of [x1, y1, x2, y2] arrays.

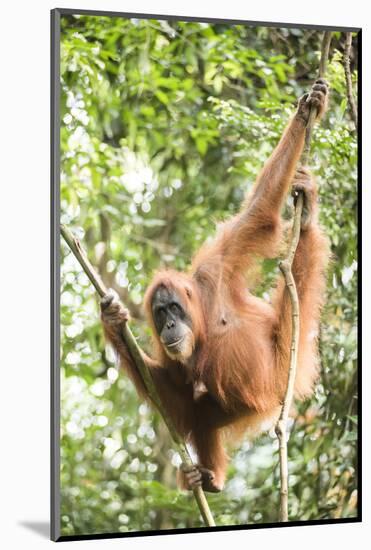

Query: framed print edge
[[51, 7, 61, 543]]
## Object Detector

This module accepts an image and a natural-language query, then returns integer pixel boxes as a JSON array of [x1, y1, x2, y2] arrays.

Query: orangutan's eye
[[170, 303, 180, 314]]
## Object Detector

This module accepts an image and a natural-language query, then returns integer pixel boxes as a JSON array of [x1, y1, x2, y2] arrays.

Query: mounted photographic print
[[51, 8, 361, 542]]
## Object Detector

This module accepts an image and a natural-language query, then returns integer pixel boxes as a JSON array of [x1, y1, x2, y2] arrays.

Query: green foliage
[[60, 15, 358, 536]]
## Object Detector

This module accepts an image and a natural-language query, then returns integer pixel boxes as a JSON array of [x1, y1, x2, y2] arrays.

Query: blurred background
[[59, 14, 358, 536]]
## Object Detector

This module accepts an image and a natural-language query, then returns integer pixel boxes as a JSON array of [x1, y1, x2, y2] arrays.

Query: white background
[[0, 0, 368, 548]]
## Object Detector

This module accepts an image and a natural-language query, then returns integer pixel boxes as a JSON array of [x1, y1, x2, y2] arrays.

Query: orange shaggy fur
[[102, 84, 330, 491]]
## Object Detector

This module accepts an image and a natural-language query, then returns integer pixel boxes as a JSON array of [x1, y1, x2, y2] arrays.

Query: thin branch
[[275, 30, 332, 523], [275, 194, 303, 523], [319, 32, 332, 79], [60, 224, 216, 527], [343, 32, 358, 130], [301, 31, 332, 166]]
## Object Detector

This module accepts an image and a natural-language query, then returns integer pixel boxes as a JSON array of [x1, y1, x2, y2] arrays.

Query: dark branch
[[343, 32, 358, 130]]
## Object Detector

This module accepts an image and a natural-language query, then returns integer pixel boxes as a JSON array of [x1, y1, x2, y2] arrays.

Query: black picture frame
[[51, 8, 362, 542]]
